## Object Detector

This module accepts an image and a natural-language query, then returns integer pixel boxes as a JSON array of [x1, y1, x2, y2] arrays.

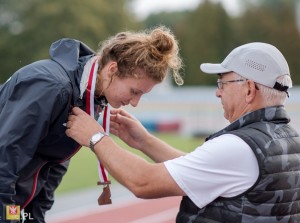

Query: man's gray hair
[[256, 75, 292, 106], [234, 73, 292, 106]]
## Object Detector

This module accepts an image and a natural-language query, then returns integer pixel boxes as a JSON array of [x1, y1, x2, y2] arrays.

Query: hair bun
[[150, 28, 175, 54], [97, 25, 183, 86]]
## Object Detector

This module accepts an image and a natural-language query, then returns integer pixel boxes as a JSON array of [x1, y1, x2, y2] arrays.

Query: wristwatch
[[89, 132, 108, 152]]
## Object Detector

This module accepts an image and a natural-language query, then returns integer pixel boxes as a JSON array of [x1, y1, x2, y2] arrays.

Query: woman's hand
[[65, 107, 103, 147]]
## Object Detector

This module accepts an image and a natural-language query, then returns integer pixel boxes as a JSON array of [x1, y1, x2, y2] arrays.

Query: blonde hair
[[97, 26, 183, 85]]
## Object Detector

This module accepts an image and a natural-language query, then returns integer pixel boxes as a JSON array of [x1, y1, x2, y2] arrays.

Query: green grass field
[[56, 133, 204, 194]]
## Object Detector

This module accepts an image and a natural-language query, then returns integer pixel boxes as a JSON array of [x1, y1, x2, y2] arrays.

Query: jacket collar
[[49, 38, 95, 106]]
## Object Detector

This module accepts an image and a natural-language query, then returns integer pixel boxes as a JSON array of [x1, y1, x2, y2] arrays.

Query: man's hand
[[66, 107, 103, 147], [110, 109, 150, 150]]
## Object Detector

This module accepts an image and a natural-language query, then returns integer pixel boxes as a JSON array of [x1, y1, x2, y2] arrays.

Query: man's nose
[[216, 88, 222, 98]]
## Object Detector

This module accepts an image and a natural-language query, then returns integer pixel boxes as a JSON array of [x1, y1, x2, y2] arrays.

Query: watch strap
[[90, 132, 108, 152]]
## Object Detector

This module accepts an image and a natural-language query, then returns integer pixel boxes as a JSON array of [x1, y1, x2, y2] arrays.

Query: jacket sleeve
[[0, 76, 71, 210]]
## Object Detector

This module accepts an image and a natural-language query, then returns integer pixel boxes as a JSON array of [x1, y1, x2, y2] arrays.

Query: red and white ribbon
[[97, 105, 110, 183], [86, 58, 110, 184]]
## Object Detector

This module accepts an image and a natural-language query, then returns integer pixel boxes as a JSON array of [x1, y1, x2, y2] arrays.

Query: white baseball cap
[[200, 42, 290, 93]]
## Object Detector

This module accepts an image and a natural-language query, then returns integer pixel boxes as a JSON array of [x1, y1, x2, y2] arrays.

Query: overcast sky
[[131, 0, 241, 20]]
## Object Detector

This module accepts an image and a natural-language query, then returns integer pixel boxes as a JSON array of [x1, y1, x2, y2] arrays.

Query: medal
[[97, 181, 112, 205]]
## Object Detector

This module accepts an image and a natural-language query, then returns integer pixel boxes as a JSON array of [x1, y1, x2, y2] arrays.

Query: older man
[[66, 42, 300, 223]]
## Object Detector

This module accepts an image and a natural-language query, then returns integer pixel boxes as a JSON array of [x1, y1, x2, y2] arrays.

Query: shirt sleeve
[[164, 134, 259, 208]]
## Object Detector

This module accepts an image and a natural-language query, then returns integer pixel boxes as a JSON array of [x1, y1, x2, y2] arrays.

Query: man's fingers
[[110, 108, 121, 115], [68, 107, 89, 123], [71, 106, 85, 115], [111, 108, 135, 120], [118, 109, 134, 119], [68, 115, 76, 122], [116, 113, 135, 126], [65, 128, 72, 137]]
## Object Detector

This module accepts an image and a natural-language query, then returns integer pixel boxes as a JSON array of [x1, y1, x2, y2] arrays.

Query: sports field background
[[48, 133, 203, 222], [56, 133, 204, 194]]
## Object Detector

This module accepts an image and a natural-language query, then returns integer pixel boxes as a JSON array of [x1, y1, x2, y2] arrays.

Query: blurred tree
[[143, 11, 189, 30], [141, 0, 300, 86], [235, 0, 300, 84], [0, 0, 139, 83], [1, 0, 300, 86], [176, 0, 234, 86], [143, 0, 235, 86]]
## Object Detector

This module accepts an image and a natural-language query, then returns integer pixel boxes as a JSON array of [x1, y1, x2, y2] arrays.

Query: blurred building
[[125, 78, 300, 137]]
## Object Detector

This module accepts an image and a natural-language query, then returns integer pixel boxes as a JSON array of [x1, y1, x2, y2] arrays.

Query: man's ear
[[245, 80, 257, 103]]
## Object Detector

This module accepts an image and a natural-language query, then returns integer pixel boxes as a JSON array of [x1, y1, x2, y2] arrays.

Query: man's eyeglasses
[[217, 79, 246, 89]]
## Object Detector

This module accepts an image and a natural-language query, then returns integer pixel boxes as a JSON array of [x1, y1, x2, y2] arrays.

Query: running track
[[47, 185, 181, 223]]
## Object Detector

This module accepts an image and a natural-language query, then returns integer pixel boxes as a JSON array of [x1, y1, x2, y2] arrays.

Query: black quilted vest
[[176, 106, 300, 223]]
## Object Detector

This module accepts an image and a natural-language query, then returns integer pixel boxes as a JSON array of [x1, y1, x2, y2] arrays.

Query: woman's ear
[[106, 61, 118, 78]]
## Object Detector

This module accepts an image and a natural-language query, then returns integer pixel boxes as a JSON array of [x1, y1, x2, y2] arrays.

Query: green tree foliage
[[143, 0, 235, 86], [0, 0, 139, 83], [143, 10, 189, 30], [1, 0, 300, 86], [176, 0, 234, 86], [143, 0, 300, 86], [234, 0, 300, 84]]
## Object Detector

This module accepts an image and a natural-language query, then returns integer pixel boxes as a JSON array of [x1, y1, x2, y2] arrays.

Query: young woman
[[0, 26, 183, 222]]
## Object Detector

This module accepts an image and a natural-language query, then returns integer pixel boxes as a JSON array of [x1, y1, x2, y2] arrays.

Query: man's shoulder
[[206, 134, 251, 153]]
